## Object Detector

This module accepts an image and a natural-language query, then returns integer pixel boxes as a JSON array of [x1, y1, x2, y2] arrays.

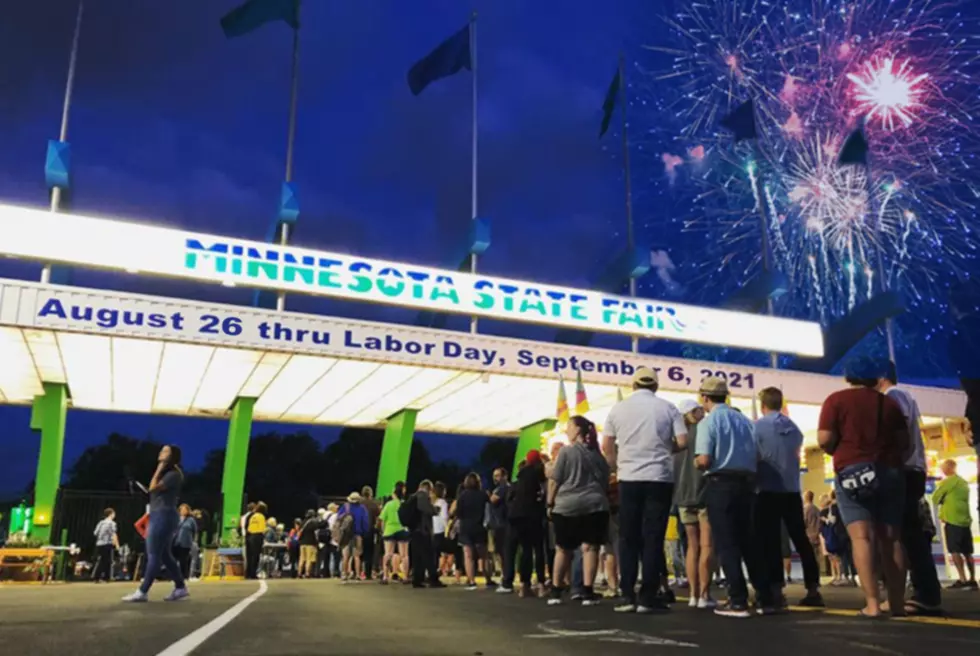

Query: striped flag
[[556, 376, 570, 424], [575, 370, 590, 414]]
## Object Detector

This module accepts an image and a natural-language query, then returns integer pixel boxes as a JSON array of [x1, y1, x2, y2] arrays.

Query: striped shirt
[[94, 518, 117, 546]]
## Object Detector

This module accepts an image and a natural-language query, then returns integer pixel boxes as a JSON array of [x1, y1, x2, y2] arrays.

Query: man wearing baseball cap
[[602, 366, 688, 613], [694, 376, 773, 618]]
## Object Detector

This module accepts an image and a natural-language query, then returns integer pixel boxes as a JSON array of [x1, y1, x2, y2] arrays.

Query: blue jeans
[[140, 509, 185, 594], [618, 481, 674, 606]]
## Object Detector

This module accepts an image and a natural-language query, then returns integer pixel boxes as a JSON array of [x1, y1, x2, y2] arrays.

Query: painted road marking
[[525, 620, 699, 647], [155, 580, 268, 656]]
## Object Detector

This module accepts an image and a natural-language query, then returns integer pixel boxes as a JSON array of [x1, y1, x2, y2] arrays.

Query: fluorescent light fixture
[[57, 332, 112, 410], [417, 375, 514, 431], [153, 343, 215, 414], [0, 327, 42, 402], [253, 355, 336, 420], [0, 203, 825, 356], [23, 329, 66, 384], [111, 337, 164, 413], [345, 367, 460, 425], [286, 359, 379, 421], [192, 347, 262, 413], [239, 352, 291, 398], [317, 363, 422, 425]]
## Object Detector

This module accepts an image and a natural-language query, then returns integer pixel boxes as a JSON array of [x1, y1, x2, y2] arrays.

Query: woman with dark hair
[[380, 481, 410, 583], [123, 445, 188, 602], [502, 449, 548, 597], [547, 416, 610, 607], [173, 504, 197, 581], [451, 473, 490, 590]]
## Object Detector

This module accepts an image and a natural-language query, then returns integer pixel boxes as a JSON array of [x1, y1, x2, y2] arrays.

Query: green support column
[[221, 397, 255, 542], [513, 418, 556, 479], [30, 383, 68, 543], [376, 409, 417, 498]]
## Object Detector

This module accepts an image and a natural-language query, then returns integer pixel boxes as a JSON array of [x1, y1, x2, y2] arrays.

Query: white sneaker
[[164, 587, 189, 602], [495, 586, 514, 594], [697, 597, 718, 610], [689, 596, 698, 608], [121, 590, 148, 603]]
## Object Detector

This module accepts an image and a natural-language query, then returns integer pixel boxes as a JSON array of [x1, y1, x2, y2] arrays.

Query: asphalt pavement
[[0, 579, 977, 656]]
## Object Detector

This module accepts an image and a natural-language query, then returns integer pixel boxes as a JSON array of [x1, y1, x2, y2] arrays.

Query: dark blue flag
[[221, 0, 299, 38], [720, 99, 758, 142], [599, 67, 621, 138], [408, 25, 472, 96]]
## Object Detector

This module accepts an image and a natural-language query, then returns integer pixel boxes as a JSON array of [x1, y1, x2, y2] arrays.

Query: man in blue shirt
[[695, 377, 773, 618], [753, 387, 824, 608]]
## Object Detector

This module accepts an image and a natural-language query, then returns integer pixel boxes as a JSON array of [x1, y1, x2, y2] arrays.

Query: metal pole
[[619, 54, 638, 354], [43, 0, 84, 284], [469, 12, 479, 335], [276, 22, 301, 313], [748, 146, 779, 369], [861, 123, 897, 366]]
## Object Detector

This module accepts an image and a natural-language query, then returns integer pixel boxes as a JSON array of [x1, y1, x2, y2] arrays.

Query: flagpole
[[276, 14, 301, 313], [619, 53, 638, 354], [42, 0, 84, 284], [748, 146, 779, 370], [468, 12, 479, 334]]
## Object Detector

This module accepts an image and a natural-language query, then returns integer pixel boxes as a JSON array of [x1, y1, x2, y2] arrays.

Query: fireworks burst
[[632, 0, 980, 362]]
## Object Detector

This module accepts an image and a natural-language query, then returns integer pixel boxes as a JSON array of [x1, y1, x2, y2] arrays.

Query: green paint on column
[[221, 397, 255, 542], [376, 409, 417, 498], [513, 418, 556, 479], [30, 383, 68, 543]]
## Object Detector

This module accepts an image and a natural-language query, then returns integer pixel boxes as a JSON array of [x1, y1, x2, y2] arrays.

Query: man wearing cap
[[753, 387, 823, 608], [602, 366, 687, 613], [877, 361, 945, 614], [695, 376, 773, 618]]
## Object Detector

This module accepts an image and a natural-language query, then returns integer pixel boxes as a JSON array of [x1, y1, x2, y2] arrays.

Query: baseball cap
[[700, 376, 729, 396], [677, 399, 701, 415], [632, 366, 659, 386]]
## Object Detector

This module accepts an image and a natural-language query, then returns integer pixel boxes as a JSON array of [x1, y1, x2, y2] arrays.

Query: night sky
[[0, 0, 635, 496]]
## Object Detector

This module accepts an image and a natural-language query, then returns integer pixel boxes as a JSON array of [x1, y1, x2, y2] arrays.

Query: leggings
[[140, 510, 185, 594]]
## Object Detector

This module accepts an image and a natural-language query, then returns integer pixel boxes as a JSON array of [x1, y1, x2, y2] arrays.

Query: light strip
[[23, 329, 66, 384], [239, 352, 292, 398], [57, 332, 112, 410], [286, 359, 380, 421], [453, 378, 555, 432], [153, 343, 215, 414], [192, 347, 263, 413], [345, 367, 461, 425], [417, 375, 514, 429], [253, 355, 336, 420], [316, 364, 420, 425], [111, 337, 164, 413], [0, 327, 42, 402]]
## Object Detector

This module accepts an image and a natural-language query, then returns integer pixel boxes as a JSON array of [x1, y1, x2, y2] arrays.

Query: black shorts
[[459, 527, 487, 547], [945, 523, 975, 556], [434, 534, 455, 554], [552, 511, 610, 550]]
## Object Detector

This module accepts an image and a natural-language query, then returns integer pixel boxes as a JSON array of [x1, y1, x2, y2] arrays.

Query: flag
[[599, 67, 621, 138], [555, 377, 570, 424], [575, 370, 590, 415], [838, 126, 869, 166], [720, 99, 758, 142], [221, 0, 299, 38], [407, 24, 471, 96]]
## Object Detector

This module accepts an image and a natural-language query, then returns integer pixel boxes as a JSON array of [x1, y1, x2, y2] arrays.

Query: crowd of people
[[114, 357, 978, 617]]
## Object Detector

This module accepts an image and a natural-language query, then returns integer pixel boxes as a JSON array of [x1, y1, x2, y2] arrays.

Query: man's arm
[[546, 479, 559, 509], [694, 420, 713, 471], [602, 434, 618, 473]]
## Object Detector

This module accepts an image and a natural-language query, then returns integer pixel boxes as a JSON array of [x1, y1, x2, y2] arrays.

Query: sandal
[[858, 608, 885, 619], [903, 600, 944, 617]]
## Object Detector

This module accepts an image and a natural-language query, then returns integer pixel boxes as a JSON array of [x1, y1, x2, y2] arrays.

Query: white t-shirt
[[604, 389, 687, 483], [886, 385, 927, 472], [432, 498, 449, 535]]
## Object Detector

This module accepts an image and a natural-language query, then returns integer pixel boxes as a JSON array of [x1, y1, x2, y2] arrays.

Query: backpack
[[332, 507, 354, 547], [398, 494, 421, 530]]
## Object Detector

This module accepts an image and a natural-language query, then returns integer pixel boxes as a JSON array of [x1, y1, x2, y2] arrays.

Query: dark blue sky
[[0, 0, 641, 496]]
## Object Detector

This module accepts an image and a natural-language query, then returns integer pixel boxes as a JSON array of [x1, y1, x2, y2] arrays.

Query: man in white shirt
[[603, 367, 687, 613], [877, 360, 943, 615]]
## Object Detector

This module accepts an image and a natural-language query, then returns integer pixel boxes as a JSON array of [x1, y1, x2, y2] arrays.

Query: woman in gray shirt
[[546, 416, 610, 607]]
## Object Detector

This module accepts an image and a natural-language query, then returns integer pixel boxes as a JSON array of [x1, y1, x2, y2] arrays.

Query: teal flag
[[221, 0, 299, 38], [599, 67, 620, 138]]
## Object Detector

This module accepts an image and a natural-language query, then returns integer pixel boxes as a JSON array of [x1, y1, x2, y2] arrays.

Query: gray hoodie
[[414, 489, 436, 535]]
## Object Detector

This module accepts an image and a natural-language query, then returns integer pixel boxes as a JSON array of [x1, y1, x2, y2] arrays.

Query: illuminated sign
[[0, 203, 824, 356]]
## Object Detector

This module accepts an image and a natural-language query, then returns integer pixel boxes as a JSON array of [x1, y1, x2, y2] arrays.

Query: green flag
[[221, 0, 299, 38], [599, 67, 621, 138]]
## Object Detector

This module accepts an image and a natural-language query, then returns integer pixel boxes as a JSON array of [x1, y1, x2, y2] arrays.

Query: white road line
[[155, 581, 268, 656]]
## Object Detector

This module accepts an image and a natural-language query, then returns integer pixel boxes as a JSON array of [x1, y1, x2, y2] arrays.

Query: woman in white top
[[431, 482, 453, 577]]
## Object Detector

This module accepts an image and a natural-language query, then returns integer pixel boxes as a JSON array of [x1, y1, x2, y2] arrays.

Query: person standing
[[173, 504, 197, 581], [379, 482, 410, 583], [695, 377, 772, 618], [298, 510, 319, 579], [337, 493, 370, 580], [452, 474, 491, 590], [932, 459, 977, 589], [244, 503, 268, 580], [407, 480, 444, 588], [502, 451, 548, 597], [489, 468, 511, 589], [802, 491, 823, 576], [360, 486, 381, 581], [875, 361, 946, 613], [753, 387, 824, 608], [92, 508, 120, 583], [673, 399, 715, 609], [602, 367, 687, 613], [122, 445, 189, 602], [818, 356, 910, 619]]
